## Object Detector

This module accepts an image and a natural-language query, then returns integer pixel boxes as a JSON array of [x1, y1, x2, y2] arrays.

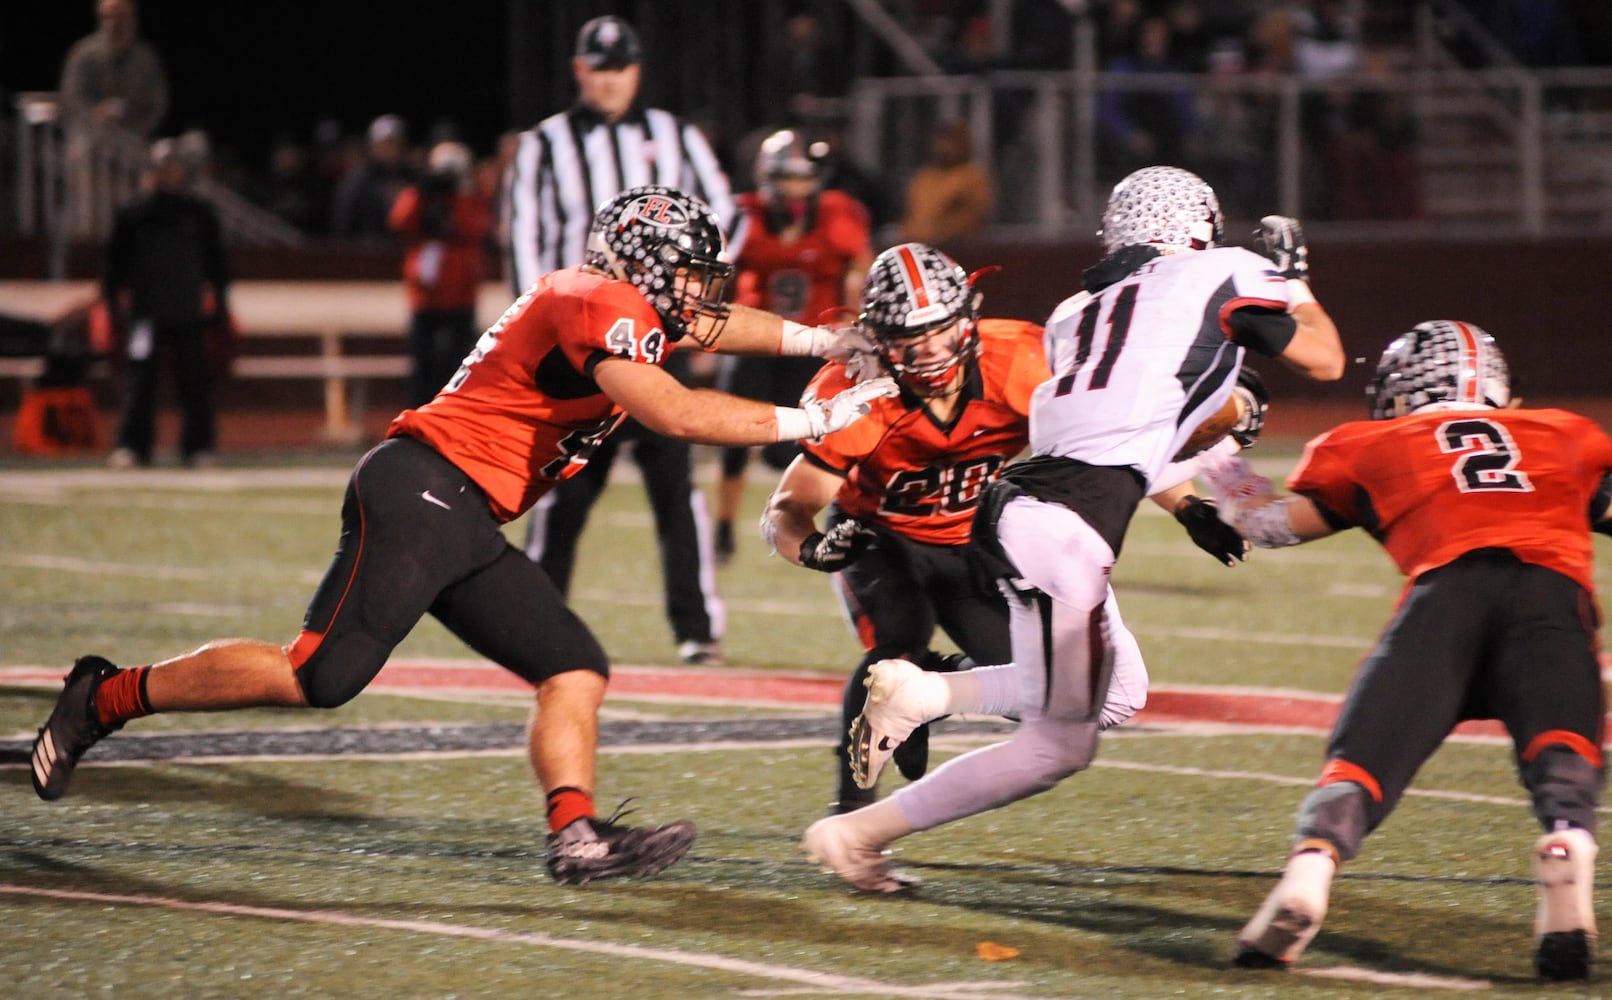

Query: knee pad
[[1526, 745, 1603, 836], [1014, 720, 1098, 792]]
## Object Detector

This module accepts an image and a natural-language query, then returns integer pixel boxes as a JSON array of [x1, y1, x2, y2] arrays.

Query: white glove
[[775, 376, 899, 441], [815, 325, 886, 382], [1198, 452, 1276, 525]]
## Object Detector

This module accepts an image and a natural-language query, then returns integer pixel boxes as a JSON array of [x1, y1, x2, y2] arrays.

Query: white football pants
[[890, 494, 1147, 832]]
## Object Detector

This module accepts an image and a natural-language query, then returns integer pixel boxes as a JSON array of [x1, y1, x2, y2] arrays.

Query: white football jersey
[[1030, 246, 1291, 492]]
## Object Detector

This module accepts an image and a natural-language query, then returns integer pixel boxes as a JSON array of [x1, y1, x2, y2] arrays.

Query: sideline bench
[[0, 280, 516, 444]]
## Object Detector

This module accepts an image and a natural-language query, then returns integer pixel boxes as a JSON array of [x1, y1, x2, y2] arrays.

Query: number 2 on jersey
[[1052, 284, 1138, 395]]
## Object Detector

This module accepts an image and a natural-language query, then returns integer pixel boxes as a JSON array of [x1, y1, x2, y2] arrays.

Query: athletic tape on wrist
[[774, 405, 814, 441], [778, 320, 818, 356]]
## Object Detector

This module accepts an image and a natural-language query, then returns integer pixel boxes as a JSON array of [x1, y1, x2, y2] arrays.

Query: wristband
[[778, 320, 818, 356], [1285, 279, 1317, 311], [774, 405, 813, 441]]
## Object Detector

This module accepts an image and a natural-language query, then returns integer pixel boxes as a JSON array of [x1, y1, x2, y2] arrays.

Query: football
[[1174, 390, 1246, 461]]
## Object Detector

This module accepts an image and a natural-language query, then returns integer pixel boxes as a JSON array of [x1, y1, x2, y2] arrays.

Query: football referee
[[504, 15, 736, 664]]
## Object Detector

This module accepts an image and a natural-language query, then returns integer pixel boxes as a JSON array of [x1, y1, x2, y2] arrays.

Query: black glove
[[1173, 495, 1248, 567], [1255, 215, 1309, 282], [799, 519, 875, 572], [1231, 365, 1268, 450]]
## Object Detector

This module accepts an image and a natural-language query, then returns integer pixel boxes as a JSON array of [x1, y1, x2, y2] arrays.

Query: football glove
[[799, 519, 875, 572], [809, 325, 886, 381], [799, 376, 898, 439], [1173, 495, 1249, 567], [1230, 365, 1268, 450], [1255, 215, 1309, 282]]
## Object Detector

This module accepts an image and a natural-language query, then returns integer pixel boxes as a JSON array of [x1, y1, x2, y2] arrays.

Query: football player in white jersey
[[803, 165, 1345, 892]]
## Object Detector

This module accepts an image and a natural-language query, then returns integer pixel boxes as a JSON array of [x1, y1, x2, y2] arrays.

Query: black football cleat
[[32, 655, 124, 801], [546, 808, 697, 886]]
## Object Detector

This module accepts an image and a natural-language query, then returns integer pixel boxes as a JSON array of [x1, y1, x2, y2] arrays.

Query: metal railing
[[842, 62, 1612, 244], [13, 91, 303, 276]]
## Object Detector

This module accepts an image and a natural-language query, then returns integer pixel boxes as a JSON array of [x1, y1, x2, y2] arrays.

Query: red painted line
[[0, 661, 1576, 740]]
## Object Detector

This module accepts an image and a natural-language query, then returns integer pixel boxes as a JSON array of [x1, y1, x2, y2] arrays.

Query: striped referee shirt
[[504, 103, 735, 294]]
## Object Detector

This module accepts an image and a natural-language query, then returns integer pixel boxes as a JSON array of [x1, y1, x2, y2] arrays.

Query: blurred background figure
[[58, 0, 168, 138], [898, 117, 993, 248], [103, 137, 230, 468], [243, 131, 324, 233], [389, 140, 491, 408], [713, 128, 872, 565], [506, 14, 735, 665], [331, 113, 416, 242]]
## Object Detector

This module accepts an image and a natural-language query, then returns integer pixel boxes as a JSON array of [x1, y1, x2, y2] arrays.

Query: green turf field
[[2, 447, 1609, 997]]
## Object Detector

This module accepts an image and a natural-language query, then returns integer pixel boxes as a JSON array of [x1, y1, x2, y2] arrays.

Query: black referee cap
[[576, 15, 642, 70]]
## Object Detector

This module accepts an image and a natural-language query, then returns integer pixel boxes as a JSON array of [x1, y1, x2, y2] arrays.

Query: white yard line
[[0, 884, 1058, 1000]]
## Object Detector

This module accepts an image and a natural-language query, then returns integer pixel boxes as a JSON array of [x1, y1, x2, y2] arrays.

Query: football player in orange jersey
[[713, 129, 874, 565], [1205, 321, 1612, 980], [762, 242, 1256, 817], [29, 186, 896, 888]]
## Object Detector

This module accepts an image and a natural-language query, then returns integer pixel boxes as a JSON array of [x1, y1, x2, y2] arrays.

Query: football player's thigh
[[928, 549, 1011, 664], [836, 537, 934, 652], [430, 545, 609, 683], [1327, 578, 1482, 793], [1488, 567, 1603, 748]]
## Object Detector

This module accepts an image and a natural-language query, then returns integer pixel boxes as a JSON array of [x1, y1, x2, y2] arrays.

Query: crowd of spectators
[[39, 0, 1612, 249]]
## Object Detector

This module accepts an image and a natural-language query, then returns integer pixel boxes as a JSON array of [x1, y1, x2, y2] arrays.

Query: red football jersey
[[1289, 407, 1612, 593], [803, 319, 1049, 545], [734, 189, 871, 323], [388, 267, 672, 522]]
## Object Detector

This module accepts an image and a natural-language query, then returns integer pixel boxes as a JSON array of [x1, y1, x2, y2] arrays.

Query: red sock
[[96, 666, 153, 727], [545, 786, 593, 834]]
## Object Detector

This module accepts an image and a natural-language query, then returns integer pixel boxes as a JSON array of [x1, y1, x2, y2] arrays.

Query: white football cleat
[[848, 658, 949, 791], [1534, 827, 1597, 980], [802, 814, 920, 894], [1234, 849, 1336, 968]]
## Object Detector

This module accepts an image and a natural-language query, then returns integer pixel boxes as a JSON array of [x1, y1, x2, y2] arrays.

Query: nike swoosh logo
[[421, 490, 451, 510]]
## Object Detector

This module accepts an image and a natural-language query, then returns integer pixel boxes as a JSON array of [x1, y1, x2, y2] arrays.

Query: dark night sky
[[3, 1, 515, 165]]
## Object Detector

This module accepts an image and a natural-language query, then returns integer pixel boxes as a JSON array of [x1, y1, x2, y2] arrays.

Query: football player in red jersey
[[762, 242, 1256, 816], [1205, 321, 1612, 980], [713, 129, 874, 564], [29, 186, 896, 888]]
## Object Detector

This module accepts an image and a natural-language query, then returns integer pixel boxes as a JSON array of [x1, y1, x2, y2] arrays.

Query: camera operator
[[389, 141, 493, 407]]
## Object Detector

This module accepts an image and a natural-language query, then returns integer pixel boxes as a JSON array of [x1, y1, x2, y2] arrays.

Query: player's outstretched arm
[[595, 356, 895, 445], [1198, 451, 1337, 548]]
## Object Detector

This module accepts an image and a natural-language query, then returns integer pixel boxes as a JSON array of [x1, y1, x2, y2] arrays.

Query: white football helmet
[[1099, 165, 1224, 254], [1367, 320, 1511, 420]]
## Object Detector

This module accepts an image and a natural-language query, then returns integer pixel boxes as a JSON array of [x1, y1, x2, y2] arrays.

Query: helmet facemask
[[859, 242, 980, 399], [586, 186, 735, 347]]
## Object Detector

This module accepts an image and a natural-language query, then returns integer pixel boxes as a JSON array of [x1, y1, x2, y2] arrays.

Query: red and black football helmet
[[858, 242, 980, 398], [586, 185, 734, 346]]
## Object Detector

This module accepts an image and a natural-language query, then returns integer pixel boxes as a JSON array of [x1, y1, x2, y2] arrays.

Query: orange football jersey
[[389, 267, 673, 522], [1289, 407, 1612, 593], [803, 318, 1049, 545]]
